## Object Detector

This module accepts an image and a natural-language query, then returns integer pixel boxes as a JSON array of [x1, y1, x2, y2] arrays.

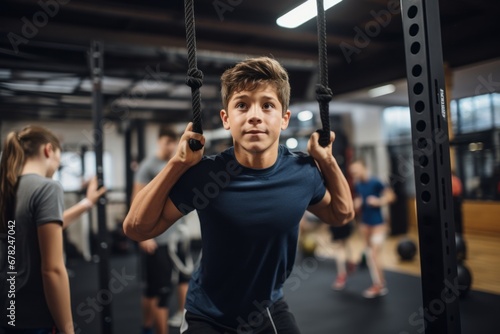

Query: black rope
[[316, 0, 333, 147], [184, 0, 204, 151]]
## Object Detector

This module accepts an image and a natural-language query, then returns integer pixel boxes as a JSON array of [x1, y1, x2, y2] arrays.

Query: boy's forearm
[[317, 157, 355, 224], [123, 159, 189, 239]]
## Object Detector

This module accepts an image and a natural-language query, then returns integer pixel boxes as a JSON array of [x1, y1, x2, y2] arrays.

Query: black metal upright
[[90, 40, 112, 334], [400, 1, 461, 333], [124, 121, 133, 210]]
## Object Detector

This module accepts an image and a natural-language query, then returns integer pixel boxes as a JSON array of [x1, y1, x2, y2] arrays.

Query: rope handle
[[184, 0, 204, 151], [316, 0, 333, 147]]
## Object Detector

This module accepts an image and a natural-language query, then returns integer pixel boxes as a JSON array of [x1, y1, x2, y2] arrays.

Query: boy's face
[[349, 162, 366, 182], [220, 84, 290, 154], [157, 136, 177, 160]]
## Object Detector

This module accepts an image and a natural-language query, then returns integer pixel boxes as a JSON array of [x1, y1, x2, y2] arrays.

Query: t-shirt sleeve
[[135, 159, 152, 185], [169, 161, 206, 215], [375, 179, 386, 196], [32, 181, 64, 227], [309, 159, 327, 206]]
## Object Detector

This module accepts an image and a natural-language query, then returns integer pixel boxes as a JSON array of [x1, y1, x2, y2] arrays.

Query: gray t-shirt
[[135, 156, 181, 245], [1, 174, 64, 328]]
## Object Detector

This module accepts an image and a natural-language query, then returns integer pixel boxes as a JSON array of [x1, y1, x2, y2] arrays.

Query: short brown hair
[[220, 57, 290, 114], [158, 126, 178, 140]]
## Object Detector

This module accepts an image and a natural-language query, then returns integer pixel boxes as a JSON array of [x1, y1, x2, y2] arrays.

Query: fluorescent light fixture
[[368, 84, 396, 98], [277, 0, 342, 29], [286, 138, 299, 149], [297, 110, 313, 122]]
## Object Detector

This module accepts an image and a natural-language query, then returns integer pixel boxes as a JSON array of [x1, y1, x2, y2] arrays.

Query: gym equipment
[[455, 233, 467, 263], [401, 0, 461, 332], [457, 264, 472, 299], [397, 238, 417, 261], [300, 233, 317, 258], [183, 0, 333, 150], [90, 40, 112, 333], [184, 0, 204, 151], [314, 0, 333, 147]]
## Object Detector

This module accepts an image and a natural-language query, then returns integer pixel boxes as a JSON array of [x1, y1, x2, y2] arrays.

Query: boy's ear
[[281, 110, 291, 130], [220, 109, 230, 130]]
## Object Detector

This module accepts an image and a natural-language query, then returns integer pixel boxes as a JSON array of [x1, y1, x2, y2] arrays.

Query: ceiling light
[[368, 84, 396, 98], [277, 0, 343, 29], [286, 138, 299, 149], [297, 110, 313, 121]]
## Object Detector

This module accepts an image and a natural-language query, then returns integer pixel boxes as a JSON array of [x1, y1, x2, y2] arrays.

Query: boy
[[124, 57, 354, 333], [349, 160, 395, 298], [133, 127, 192, 333]]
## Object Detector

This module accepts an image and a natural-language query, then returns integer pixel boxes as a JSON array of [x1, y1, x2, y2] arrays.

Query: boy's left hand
[[307, 130, 335, 164]]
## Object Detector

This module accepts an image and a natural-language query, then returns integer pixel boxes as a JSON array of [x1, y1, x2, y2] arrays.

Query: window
[[494, 93, 500, 127], [54, 151, 113, 192], [453, 93, 496, 133], [383, 106, 411, 140]]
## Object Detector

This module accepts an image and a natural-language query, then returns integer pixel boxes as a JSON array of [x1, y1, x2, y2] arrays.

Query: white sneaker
[[169, 310, 183, 328]]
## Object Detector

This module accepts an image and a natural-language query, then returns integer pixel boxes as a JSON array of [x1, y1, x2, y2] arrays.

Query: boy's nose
[[247, 105, 263, 124]]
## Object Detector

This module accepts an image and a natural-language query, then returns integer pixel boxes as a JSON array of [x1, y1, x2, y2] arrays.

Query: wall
[[1, 120, 126, 192]]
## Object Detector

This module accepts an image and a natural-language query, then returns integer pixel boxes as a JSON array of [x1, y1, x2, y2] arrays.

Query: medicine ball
[[457, 263, 472, 298], [455, 233, 467, 263], [397, 238, 417, 261]]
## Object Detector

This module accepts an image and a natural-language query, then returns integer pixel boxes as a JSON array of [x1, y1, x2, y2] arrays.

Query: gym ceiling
[[0, 0, 499, 125]]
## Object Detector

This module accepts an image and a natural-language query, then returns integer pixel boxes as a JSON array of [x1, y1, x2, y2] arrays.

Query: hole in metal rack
[[408, 5, 418, 18], [411, 41, 421, 54], [410, 23, 420, 36], [419, 154, 429, 167], [412, 64, 422, 77], [415, 100, 425, 112], [414, 82, 424, 94], [420, 173, 430, 185], [416, 120, 426, 131], [421, 190, 431, 202], [417, 138, 428, 149]]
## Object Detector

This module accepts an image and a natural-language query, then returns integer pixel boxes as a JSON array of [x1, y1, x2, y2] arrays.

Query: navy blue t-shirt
[[355, 177, 386, 225], [170, 145, 326, 328]]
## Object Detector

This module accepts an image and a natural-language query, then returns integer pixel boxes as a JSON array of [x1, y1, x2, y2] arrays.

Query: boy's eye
[[235, 102, 246, 109], [263, 102, 274, 109]]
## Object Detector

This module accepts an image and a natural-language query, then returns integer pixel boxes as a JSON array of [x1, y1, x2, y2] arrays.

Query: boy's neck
[[233, 142, 280, 169]]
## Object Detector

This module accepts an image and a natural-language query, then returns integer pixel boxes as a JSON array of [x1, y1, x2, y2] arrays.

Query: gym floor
[[314, 223, 500, 295], [56, 224, 498, 334]]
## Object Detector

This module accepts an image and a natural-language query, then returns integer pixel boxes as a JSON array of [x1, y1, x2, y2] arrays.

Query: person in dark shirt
[[349, 160, 395, 298], [124, 57, 354, 333]]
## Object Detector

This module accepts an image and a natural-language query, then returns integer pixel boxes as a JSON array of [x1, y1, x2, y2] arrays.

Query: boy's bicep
[[307, 189, 331, 216], [160, 197, 186, 225]]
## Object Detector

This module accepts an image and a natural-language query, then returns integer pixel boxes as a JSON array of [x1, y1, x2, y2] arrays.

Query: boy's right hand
[[172, 122, 205, 167]]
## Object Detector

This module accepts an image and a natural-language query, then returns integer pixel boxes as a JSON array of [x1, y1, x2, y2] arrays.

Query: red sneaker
[[332, 274, 347, 291], [362, 284, 388, 298]]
